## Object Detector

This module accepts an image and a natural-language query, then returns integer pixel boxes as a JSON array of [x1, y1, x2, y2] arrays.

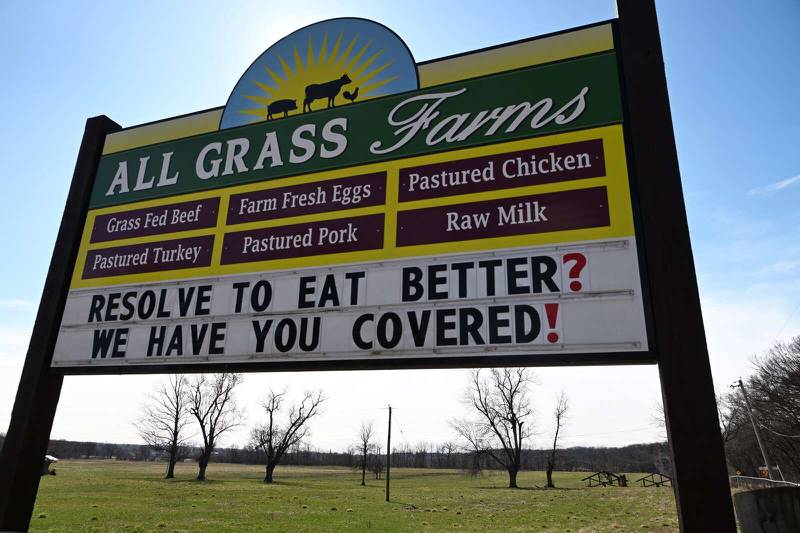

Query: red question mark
[[562, 253, 587, 292]]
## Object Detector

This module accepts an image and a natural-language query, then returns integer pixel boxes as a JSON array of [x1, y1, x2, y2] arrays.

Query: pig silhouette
[[267, 99, 297, 120]]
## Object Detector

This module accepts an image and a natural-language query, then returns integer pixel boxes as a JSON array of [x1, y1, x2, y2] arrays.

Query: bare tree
[[651, 401, 665, 431], [450, 417, 486, 477], [371, 444, 384, 479], [356, 420, 375, 486], [186, 373, 244, 481], [717, 393, 743, 444], [657, 393, 742, 444], [545, 392, 569, 488], [438, 441, 457, 468], [723, 337, 800, 479], [136, 375, 193, 478], [251, 388, 325, 483], [453, 368, 534, 488]]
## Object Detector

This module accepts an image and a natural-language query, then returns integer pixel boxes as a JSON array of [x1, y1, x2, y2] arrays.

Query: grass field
[[30, 460, 679, 532]]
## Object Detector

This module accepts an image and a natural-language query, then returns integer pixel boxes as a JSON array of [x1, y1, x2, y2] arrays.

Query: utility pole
[[385, 405, 392, 502], [735, 379, 774, 479]]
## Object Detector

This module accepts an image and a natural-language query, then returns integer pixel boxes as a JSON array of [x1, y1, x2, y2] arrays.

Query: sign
[[51, 18, 649, 371], [3, 6, 739, 530]]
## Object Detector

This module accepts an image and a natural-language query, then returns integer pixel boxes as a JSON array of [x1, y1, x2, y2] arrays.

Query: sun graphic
[[238, 32, 400, 123], [220, 18, 418, 130]]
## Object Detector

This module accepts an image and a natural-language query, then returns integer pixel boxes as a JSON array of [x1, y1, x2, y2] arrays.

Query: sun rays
[[239, 32, 399, 123]]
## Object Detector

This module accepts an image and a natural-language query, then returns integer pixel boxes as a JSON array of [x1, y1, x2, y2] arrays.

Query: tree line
[[717, 335, 800, 481], [4, 366, 674, 489], [7, 334, 796, 486], [10, 434, 671, 477]]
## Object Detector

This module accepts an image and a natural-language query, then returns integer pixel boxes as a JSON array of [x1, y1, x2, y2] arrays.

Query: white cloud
[[0, 325, 31, 359], [0, 326, 31, 433], [0, 299, 36, 309], [701, 293, 800, 390], [49, 366, 665, 450], [757, 260, 800, 276], [748, 174, 800, 196]]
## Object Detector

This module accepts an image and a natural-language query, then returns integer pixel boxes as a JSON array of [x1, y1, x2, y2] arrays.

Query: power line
[[758, 422, 800, 439], [560, 426, 656, 438], [773, 300, 800, 340]]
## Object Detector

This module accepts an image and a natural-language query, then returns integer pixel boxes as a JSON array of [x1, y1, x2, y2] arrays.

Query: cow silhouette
[[303, 74, 351, 112], [267, 99, 297, 120]]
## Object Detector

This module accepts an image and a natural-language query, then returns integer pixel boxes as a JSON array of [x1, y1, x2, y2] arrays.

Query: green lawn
[[30, 460, 678, 532]]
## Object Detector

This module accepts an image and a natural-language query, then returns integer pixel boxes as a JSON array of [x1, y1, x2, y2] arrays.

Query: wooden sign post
[[615, 0, 736, 530]]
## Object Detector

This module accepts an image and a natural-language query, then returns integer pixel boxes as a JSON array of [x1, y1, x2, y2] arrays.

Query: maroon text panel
[[90, 198, 220, 243], [399, 139, 605, 202], [83, 235, 214, 279], [396, 187, 609, 246], [222, 214, 385, 265], [227, 172, 386, 225]]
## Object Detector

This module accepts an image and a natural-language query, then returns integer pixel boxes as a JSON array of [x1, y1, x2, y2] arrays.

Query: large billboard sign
[[3, 7, 739, 530], [51, 18, 650, 371]]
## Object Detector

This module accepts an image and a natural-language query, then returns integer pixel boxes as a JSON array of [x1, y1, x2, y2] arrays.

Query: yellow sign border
[[71, 124, 633, 289]]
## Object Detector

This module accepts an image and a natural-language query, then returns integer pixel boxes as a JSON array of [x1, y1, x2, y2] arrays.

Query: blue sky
[[0, 0, 798, 451]]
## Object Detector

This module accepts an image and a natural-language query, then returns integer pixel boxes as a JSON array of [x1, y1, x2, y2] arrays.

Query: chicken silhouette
[[343, 87, 359, 103]]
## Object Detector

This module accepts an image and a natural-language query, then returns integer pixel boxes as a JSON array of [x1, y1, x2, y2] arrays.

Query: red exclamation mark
[[545, 303, 560, 343]]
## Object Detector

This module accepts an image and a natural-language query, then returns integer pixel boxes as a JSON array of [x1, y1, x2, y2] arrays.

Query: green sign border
[[92, 51, 622, 209]]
